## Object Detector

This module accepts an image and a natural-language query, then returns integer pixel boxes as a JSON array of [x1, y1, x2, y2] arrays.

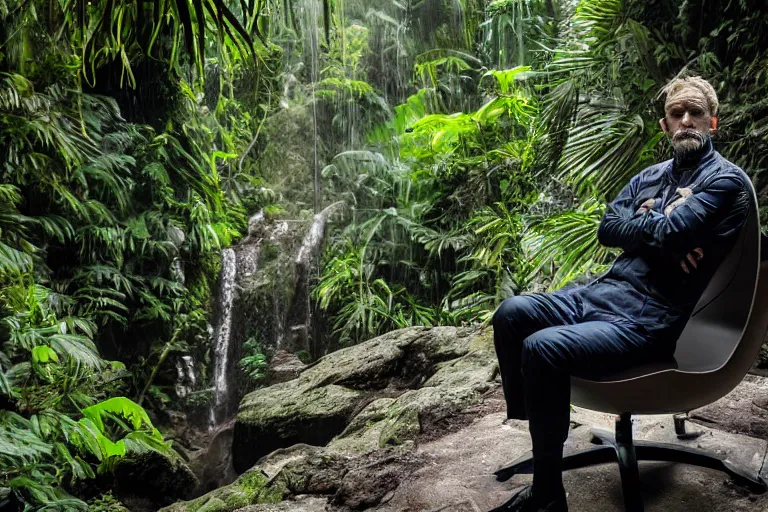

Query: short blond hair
[[659, 76, 719, 116]]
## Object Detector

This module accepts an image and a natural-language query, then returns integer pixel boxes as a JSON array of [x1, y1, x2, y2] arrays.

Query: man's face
[[660, 87, 717, 156]]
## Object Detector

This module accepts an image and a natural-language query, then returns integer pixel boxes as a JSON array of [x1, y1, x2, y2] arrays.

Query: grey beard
[[671, 130, 706, 157]]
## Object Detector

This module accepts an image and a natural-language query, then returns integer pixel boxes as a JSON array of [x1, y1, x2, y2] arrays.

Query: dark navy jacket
[[582, 137, 751, 347]]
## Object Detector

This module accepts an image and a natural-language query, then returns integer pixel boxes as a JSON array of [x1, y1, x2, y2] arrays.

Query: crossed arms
[[597, 170, 747, 271]]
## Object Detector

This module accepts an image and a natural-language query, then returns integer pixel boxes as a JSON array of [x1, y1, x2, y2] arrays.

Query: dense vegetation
[[2, 0, 767, 509]]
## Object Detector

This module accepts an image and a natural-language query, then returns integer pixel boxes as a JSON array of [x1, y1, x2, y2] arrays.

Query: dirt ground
[[371, 387, 768, 512]]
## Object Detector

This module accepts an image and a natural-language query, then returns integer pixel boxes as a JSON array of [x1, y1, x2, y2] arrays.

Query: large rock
[[328, 333, 497, 455], [166, 326, 495, 511], [232, 382, 363, 472], [113, 450, 199, 509], [232, 326, 492, 472], [159, 467, 284, 512]]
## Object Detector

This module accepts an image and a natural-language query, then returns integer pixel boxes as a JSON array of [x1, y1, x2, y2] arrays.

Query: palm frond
[[522, 197, 615, 291]]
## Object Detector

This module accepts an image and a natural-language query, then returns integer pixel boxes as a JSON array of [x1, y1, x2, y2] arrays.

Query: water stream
[[209, 248, 237, 428]]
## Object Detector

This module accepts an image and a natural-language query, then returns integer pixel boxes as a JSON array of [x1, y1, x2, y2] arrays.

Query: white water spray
[[209, 248, 237, 428]]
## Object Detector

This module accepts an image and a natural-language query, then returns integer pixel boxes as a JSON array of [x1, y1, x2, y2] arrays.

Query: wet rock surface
[[265, 350, 307, 385], [187, 422, 239, 494]]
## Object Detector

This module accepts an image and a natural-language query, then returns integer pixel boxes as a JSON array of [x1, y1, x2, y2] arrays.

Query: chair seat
[[574, 358, 678, 383], [574, 320, 743, 384]]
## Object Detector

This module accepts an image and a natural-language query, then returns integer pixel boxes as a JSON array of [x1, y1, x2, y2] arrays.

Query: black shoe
[[489, 485, 568, 512]]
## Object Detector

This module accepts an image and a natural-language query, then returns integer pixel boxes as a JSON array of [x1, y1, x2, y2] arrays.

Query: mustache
[[672, 130, 705, 143]]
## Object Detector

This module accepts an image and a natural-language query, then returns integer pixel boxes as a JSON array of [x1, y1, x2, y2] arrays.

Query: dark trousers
[[492, 286, 669, 495]]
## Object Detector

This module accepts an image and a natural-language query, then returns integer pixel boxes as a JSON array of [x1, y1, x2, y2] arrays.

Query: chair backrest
[[673, 169, 761, 373]]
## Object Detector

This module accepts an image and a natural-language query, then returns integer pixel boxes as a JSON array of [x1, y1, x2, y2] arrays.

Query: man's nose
[[681, 112, 694, 126]]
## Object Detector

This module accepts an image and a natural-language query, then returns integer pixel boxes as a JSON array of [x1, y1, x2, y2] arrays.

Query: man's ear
[[659, 118, 669, 133], [711, 116, 718, 133]]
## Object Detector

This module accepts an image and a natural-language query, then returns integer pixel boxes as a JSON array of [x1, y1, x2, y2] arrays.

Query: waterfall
[[287, 202, 343, 353], [296, 213, 326, 265], [209, 248, 237, 428], [303, 0, 321, 213], [205, 204, 338, 428]]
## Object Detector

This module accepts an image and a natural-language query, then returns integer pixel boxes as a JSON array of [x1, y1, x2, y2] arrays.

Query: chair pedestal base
[[494, 413, 767, 512]]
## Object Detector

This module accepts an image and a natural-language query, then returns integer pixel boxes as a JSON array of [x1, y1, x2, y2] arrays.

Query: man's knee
[[493, 296, 533, 332]]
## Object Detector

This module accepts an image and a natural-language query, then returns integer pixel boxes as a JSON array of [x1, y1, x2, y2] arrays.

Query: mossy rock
[[197, 498, 227, 512], [158, 469, 284, 512], [232, 326, 491, 472], [298, 326, 477, 391], [298, 327, 430, 390], [379, 406, 421, 447], [235, 497, 328, 511], [233, 382, 363, 472], [327, 398, 395, 454], [335, 334, 496, 451], [269, 449, 347, 495], [113, 450, 198, 508]]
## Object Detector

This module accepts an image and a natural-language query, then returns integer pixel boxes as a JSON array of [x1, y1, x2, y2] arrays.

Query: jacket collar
[[665, 136, 716, 185]]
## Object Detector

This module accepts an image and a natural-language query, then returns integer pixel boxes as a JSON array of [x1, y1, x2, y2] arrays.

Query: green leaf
[[31, 346, 59, 364]]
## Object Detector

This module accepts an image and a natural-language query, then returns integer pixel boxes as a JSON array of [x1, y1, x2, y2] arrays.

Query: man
[[490, 76, 751, 512]]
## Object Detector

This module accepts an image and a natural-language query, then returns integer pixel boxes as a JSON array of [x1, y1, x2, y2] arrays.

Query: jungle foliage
[[0, 0, 279, 507], [2, 0, 768, 508]]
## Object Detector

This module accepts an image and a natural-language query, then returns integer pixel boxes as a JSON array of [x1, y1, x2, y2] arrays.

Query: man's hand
[[635, 198, 656, 215], [664, 187, 693, 217], [680, 247, 703, 274]]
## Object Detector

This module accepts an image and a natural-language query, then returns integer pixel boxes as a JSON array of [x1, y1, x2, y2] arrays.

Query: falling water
[[296, 214, 326, 264], [287, 202, 343, 352], [296, 202, 343, 264], [304, 0, 321, 213], [209, 248, 237, 428]]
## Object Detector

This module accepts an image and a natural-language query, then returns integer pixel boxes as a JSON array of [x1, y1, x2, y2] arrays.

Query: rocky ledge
[[160, 326, 768, 512]]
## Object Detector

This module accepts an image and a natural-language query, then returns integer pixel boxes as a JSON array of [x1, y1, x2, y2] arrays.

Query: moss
[[468, 327, 494, 353], [238, 470, 285, 503], [379, 406, 421, 447], [158, 468, 285, 512], [259, 241, 280, 263], [87, 492, 129, 512], [197, 498, 227, 512]]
